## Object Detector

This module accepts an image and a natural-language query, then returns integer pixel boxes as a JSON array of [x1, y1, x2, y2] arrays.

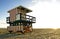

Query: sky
[[0, 0, 60, 28]]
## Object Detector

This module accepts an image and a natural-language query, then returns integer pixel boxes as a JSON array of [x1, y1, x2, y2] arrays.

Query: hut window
[[16, 14, 20, 20], [21, 14, 25, 20]]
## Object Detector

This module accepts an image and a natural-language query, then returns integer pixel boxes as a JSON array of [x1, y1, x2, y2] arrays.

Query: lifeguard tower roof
[[8, 6, 32, 13]]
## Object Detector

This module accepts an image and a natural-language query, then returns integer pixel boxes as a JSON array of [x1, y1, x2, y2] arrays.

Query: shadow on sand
[[0, 33, 22, 39]]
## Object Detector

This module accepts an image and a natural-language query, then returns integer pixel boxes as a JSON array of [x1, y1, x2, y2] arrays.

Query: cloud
[[28, 1, 60, 28], [32, 0, 40, 3], [0, 19, 9, 28]]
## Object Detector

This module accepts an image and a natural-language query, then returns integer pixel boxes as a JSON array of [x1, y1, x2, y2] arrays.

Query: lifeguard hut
[[6, 6, 36, 33]]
